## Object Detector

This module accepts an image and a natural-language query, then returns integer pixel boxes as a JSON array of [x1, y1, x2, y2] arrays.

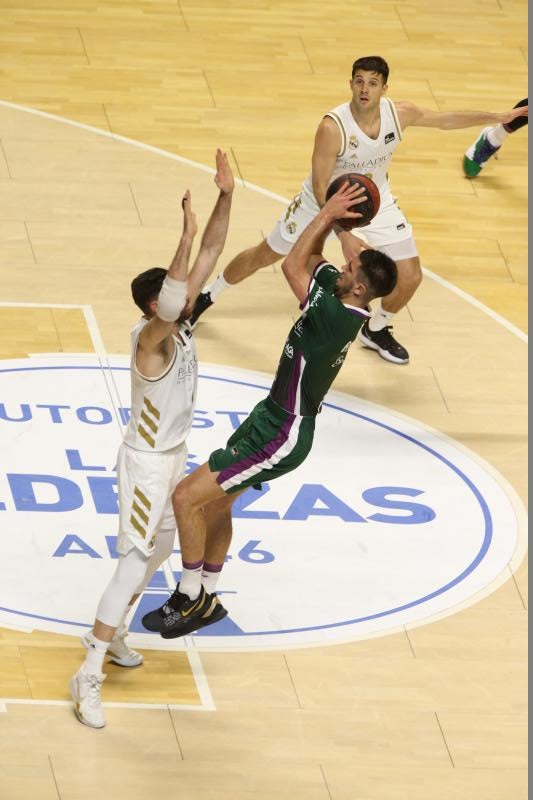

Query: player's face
[[350, 70, 387, 112], [335, 255, 366, 297]]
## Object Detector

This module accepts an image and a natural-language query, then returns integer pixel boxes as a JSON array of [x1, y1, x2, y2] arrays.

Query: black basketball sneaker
[[141, 584, 210, 634], [358, 320, 409, 364], [161, 594, 228, 639], [189, 291, 213, 328]]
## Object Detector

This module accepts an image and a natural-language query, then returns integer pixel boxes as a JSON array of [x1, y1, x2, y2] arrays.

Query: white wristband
[[156, 276, 187, 322]]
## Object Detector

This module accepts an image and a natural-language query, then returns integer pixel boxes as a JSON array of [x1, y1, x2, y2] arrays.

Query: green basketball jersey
[[269, 261, 370, 416]]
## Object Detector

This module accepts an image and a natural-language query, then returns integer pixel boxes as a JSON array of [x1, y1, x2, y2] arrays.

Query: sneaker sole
[[107, 653, 144, 668], [358, 331, 409, 364], [463, 155, 482, 178], [143, 587, 210, 634], [161, 604, 228, 639], [69, 678, 106, 729]]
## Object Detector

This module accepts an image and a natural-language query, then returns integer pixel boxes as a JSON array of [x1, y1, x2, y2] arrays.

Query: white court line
[[0, 698, 213, 712], [0, 98, 527, 344], [82, 304, 126, 438], [0, 302, 216, 713], [0, 301, 87, 308], [160, 553, 216, 710], [423, 267, 528, 344]]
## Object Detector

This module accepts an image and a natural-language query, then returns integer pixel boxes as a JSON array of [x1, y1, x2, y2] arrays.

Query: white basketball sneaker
[[69, 667, 106, 729], [81, 627, 144, 668]]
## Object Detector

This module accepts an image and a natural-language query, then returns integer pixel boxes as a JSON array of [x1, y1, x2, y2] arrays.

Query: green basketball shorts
[[208, 396, 315, 495]]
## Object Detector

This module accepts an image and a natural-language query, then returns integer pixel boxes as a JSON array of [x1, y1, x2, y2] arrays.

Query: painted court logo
[[0, 356, 526, 651]]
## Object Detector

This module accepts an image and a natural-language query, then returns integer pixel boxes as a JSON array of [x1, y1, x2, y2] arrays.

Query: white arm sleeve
[[156, 276, 187, 322]]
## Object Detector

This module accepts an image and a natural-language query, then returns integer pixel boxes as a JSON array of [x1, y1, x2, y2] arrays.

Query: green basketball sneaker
[[463, 127, 501, 177]]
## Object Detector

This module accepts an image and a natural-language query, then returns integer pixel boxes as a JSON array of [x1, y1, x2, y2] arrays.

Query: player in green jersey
[[141, 180, 397, 638]]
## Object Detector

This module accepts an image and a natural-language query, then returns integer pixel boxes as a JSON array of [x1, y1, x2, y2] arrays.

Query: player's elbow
[[281, 256, 295, 279], [156, 277, 187, 322]]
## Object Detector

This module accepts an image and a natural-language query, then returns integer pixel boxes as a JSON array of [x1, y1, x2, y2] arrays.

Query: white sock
[[82, 633, 109, 675], [368, 306, 396, 332], [201, 563, 223, 593], [180, 562, 203, 600], [206, 273, 230, 301], [486, 124, 508, 147]]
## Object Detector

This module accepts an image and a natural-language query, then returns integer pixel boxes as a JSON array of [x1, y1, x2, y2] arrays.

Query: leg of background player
[[463, 98, 528, 177], [189, 239, 282, 325]]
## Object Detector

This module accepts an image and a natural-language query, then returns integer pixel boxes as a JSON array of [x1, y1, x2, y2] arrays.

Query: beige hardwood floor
[[0, 2, 527, 798]]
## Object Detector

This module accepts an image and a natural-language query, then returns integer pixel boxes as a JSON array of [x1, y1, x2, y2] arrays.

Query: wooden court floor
[[0, 2, 527, 798]]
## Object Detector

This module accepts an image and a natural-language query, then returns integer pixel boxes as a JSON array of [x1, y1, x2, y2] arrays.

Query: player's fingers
[[349, 193, 368, 205], [340, 183, 366, 199]]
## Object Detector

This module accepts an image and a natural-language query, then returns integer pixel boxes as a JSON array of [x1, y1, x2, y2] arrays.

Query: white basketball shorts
[[266, 192, 418, 262], [116, 441, 188, 557]]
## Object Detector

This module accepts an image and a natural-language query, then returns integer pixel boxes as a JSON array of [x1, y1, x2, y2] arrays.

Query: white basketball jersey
[[301, 97, 402, 212], [123, 318, 198, 452]]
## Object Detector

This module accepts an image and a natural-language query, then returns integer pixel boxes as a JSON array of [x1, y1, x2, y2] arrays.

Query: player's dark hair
[[131, 267, 167, 315], [351, 56, 389, 83], [359, 249, 397, 300]]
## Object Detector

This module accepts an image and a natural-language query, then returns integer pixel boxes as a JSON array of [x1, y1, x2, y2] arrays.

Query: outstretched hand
[[181, 189, 198, 239], [214, 148, 234, 195], [323, 181, 367, 224], [500, 105, 528, 125]]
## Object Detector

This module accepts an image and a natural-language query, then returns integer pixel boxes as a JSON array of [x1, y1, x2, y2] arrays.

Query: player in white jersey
[[69, 150, 235, 729], [190, 56, 528, 364]]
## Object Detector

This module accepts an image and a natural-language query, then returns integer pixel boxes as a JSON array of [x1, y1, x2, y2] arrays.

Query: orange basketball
[[325, 173, 381, 230]]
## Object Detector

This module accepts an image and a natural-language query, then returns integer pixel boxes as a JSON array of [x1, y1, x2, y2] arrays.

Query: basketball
[[325, 172, 380, 229]]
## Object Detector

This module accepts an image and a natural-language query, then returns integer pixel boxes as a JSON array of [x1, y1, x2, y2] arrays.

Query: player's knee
[[172, 482, 195, 516], [252, 239, 282, 269], [115, 549, 150, 594], [411, 264, 423, 289], [172, 483, 186, 510], [397, 257, 422, 289]]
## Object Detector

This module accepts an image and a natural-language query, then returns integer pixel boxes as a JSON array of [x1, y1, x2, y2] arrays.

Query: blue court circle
[[0, 364, 493, 635]]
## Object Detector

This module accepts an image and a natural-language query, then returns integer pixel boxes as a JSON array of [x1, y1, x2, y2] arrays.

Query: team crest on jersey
[[331, 342, 352, 369], [348, 135, 359, 149], [284, 343, 294, 359], [286, 222, 297, 235], [385, 132, 395, 144]]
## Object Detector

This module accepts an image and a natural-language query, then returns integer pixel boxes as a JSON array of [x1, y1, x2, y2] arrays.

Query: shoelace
[[162, 586, 184, 615], [475, 136, 499, 163], [86, 674, 103, 708], [377, 326, 406, 352], [109, 634, 130, 655]]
